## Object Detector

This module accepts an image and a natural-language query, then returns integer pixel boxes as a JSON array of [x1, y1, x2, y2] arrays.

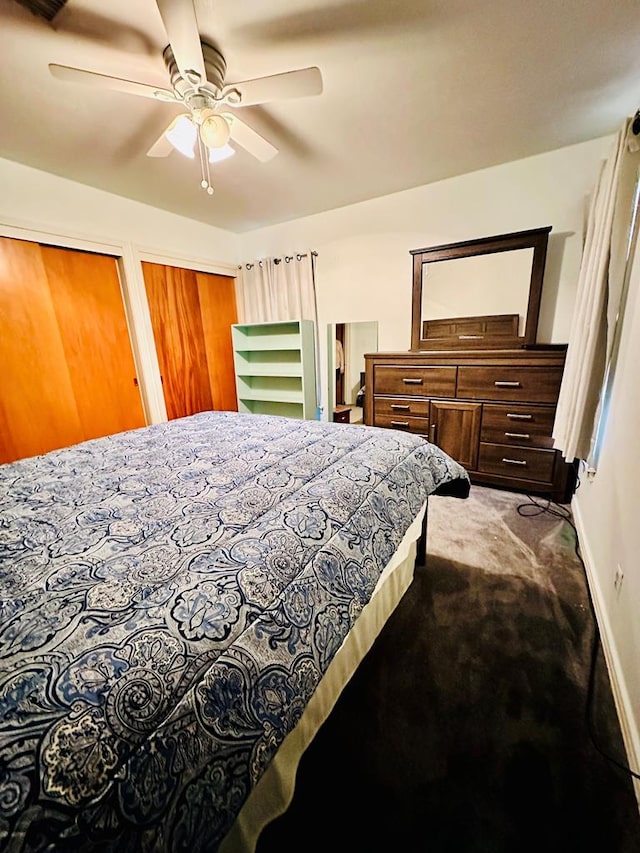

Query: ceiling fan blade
[[147, 129, 175, 158], [155, 0, 206, 85], [225, 66, 323, 107], [224, 114, 278, 163], [49, 64, 176, 101]]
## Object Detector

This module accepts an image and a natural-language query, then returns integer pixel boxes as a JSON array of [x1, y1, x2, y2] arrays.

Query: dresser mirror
[[411, 226, 551, 351], [327, 321, 378, 423]]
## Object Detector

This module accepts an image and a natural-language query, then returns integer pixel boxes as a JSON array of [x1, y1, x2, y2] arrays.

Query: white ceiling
[[1, 0, 639, 233]]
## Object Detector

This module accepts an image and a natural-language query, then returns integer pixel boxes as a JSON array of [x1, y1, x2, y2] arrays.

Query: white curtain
[[235, 253, 318, 323], [553, 119, 639, 463]]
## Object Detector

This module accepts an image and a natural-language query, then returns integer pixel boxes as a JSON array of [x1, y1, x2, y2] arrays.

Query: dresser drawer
[[457, 366, 563, 403], [374, 397, 430, 418], [478, 442, 556, 482], [481, 404, 556, 448], [374, 413, 430, 434], [374, 365, 456, 397]]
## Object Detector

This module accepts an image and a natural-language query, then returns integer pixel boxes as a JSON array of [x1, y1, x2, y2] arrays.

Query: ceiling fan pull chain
[[197, 134, 214, 195], [198, 134, 207, 189], [205, 149, 213, 195]]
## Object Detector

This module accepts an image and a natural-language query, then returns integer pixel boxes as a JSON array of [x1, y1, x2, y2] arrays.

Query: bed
[[0, 411, 468, 852]]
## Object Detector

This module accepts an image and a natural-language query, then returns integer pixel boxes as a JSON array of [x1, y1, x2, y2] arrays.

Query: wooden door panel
[[431, 400, 482, 470], [0, 237, 83, 463], [42, 246, 145, 440], [143, 262, 213, 420], [196, 271, 238, 411]]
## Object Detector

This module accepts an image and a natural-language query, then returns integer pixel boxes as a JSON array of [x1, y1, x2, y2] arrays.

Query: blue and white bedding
[[0, 411, 468, 852]]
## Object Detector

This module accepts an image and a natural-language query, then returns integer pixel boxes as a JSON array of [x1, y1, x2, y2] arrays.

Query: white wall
[[0, 157, 240, 422], [572, 232, 640, 796], [0, 157, 240, 260]]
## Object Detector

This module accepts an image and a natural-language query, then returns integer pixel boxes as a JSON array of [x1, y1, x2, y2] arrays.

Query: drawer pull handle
[[459, 334, 484, 339], [390, 404, 411, 411], [391, 420, 410, 428], [502, 458, 527, 466], [402, 378, 423, 385], [504, 432, 530, 439], [506, 413, 532, 420], [494, 380, 521, 388]]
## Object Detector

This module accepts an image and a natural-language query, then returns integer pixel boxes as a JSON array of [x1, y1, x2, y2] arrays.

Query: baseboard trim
[[572, 498, 640, 809]]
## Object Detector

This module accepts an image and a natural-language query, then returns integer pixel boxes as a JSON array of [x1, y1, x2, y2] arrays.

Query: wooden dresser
[[364, 347, 575, 502]]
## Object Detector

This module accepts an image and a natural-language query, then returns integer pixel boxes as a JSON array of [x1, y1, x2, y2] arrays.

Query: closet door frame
[[0, 222, 238, 426]]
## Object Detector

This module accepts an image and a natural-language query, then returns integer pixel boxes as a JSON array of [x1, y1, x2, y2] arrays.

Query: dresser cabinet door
[[430, 400, 482, 470]]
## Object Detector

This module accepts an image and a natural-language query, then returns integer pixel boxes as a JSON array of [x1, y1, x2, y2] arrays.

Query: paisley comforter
[[0, 411, 468, 852]]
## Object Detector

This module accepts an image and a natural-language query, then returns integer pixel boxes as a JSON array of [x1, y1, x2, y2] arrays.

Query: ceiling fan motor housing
[[163, 42, 227, 97]]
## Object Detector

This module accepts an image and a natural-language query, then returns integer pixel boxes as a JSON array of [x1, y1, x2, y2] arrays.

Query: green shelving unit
[[231, 320, 317, 419]]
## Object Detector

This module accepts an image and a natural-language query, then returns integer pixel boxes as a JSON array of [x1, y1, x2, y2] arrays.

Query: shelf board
[[236, 367, 303, 378], [238, 392, 304, 404], [233, 342, 301, 353], [233, 322, 301, 334]]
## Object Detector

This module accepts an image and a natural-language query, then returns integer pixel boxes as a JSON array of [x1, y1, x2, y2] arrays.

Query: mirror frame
[[410, 226, 552, 351]]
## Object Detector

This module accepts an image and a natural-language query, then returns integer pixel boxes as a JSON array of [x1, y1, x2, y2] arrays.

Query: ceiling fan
[[48, 0, 323, 194]]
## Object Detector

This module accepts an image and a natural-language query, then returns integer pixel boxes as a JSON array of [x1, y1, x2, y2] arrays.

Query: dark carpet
[[257, 485, 640, 853]]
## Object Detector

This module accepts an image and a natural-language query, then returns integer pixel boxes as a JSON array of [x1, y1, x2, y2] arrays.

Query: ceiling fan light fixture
[[165, 114, 197, 158], [200, 114, 231, 149], [208, 143, 235, 163]]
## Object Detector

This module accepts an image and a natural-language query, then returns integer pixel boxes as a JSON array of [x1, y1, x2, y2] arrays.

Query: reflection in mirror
[[421, 248, 534, 337], [327, 321, 378, 424]]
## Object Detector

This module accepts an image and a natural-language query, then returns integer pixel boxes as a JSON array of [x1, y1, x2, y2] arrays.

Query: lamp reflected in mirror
[[327, 321, 378, 424]]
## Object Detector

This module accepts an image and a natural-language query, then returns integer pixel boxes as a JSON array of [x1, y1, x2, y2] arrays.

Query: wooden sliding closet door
[[41, 246, 145, 440], [142, 262, 237, 420], [0, 238, 83, 462], [196, 271, 238, 411], [0, 237, 145, 464]]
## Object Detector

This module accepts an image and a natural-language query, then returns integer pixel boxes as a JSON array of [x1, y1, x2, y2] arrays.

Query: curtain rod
[[240, 251, 318, 270]]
